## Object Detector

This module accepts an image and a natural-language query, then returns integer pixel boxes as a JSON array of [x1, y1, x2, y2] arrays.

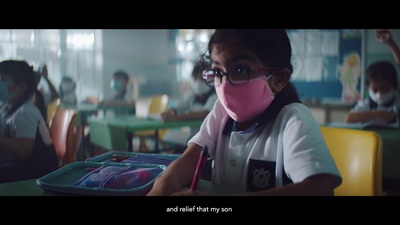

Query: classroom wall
[[101, 29, 176, 99], [302, 29, 400, 123], [98, 29, 400, 123]]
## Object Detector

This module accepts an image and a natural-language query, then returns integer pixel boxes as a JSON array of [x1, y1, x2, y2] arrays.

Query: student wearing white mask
[[161, 60, 218, 149], [346, 61, 400, 125]]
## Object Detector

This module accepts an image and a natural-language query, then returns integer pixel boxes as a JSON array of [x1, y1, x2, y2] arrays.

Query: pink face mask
[[215, 76, 275, 122]]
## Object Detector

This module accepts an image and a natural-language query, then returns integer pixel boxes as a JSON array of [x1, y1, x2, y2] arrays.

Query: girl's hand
[[161, 110, 178, 121], [170, 190, 215, 196], [376, 29, 392, 44], [146, 176, 182, 196]]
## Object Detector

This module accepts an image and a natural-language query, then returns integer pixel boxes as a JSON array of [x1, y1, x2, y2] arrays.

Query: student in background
[[345, 61, 400, 124], [345, 31, 400, 125], [99, 70, 136, 116], [0, 60, 58, 183], [36, 63, 60, 106], [59, 76, 77, 106], [33, 71, 48, 123], [161, 60, 218, 151], [147, 29, 342, 196]]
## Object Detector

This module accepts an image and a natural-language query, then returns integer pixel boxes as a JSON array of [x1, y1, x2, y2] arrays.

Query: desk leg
[[155, 130, 159, 153], [126, 132, 133, 152], [76, 114, 89, 161], [81, 117, 88, 157]]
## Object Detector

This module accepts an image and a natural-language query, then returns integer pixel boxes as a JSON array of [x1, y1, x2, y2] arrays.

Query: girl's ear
[[270, 68, 291, 94]]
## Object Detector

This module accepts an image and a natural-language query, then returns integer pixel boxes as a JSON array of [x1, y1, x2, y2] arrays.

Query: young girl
[[147, 29, 342, 196], [345, 61, 400, 125], [0, 60, 58, 183]]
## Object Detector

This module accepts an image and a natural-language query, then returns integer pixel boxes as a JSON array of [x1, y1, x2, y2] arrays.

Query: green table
[[323, 123, 400, 179], [88, 115, 203, 153], [0, 178, 240, 196], [62, 104, 135, 160]]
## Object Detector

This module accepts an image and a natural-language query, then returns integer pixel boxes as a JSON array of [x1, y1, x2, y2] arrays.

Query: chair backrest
[[47, 98, 60, 124], [148, 94, 169, 139], [49, 108, 77, 167], [148, 94, 169, 114], [320, 126, 383, 196]]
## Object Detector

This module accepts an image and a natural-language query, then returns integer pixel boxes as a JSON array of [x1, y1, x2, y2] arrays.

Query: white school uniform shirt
[[173, 92, 218, 137], [350, 91, 400, 124], [189, 99, 342, 192], [0, 101, 53, 160], [103, 88, 135, 117], [351, 91, 400, 111], [37, 76, 51, 105]]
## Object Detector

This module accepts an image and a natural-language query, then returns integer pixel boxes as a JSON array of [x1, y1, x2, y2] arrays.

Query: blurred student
[[161, 60, 217, 149], [345, 61, 400, 124], [99, 70, 136, 116], [147, 29, 342, 196], [0, 60, 58, 183], [345, 30, 400, 125], [36, 63, 60, 105], [59, 76, 77, 106], [33, 71, 48, 123]]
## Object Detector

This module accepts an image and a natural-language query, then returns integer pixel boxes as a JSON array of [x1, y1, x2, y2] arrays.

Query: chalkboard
[[286, 29, 364, 104]]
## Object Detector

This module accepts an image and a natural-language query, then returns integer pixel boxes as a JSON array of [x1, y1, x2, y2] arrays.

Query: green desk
[[0, 179, 57, 196], [63, 103, 135, 127], [323, 123, 400, 179], [88, 116, 203, 152], [0, 179, 239, 196], [62, 104, 135, 159]]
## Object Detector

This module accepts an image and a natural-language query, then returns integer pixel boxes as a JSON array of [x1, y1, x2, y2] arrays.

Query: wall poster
[[287, 29, 364, 104]]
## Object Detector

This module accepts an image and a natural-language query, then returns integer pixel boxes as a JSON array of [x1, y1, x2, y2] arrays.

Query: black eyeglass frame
[[202, 67, 277, 87]]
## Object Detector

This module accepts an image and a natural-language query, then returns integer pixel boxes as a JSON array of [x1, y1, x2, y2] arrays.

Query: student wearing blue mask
[[99, 70, 136, 116], [0, 80, 13, 106], [147, 29, 342, 196], [0, 60, 58, 183]]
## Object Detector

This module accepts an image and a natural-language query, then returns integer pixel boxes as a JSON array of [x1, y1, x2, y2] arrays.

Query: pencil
[[190, 145, 209, 192]]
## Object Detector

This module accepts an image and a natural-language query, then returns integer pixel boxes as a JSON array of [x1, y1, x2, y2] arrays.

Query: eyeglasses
[[202, 66, 276, 87]]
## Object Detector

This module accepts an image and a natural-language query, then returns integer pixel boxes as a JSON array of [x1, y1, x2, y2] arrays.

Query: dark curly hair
[[0, 60, 46, 120]]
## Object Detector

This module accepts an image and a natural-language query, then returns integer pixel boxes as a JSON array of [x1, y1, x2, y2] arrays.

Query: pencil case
[[85, 150, 181, 166], [72, 165, 163, 189], [36, 151, 181, 196], [36, 162, 166, 196]]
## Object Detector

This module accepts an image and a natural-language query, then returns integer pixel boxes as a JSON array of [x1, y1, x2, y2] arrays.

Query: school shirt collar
[[221, 96, 297, 135], [368, 95, 396, 109]]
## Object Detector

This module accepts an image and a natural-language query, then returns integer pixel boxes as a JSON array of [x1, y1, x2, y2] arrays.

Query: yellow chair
[[320, 126, 383, 196], [47, 98, 60, 125], [49, 108, 78, 167], [134, 94, 169, 152]]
